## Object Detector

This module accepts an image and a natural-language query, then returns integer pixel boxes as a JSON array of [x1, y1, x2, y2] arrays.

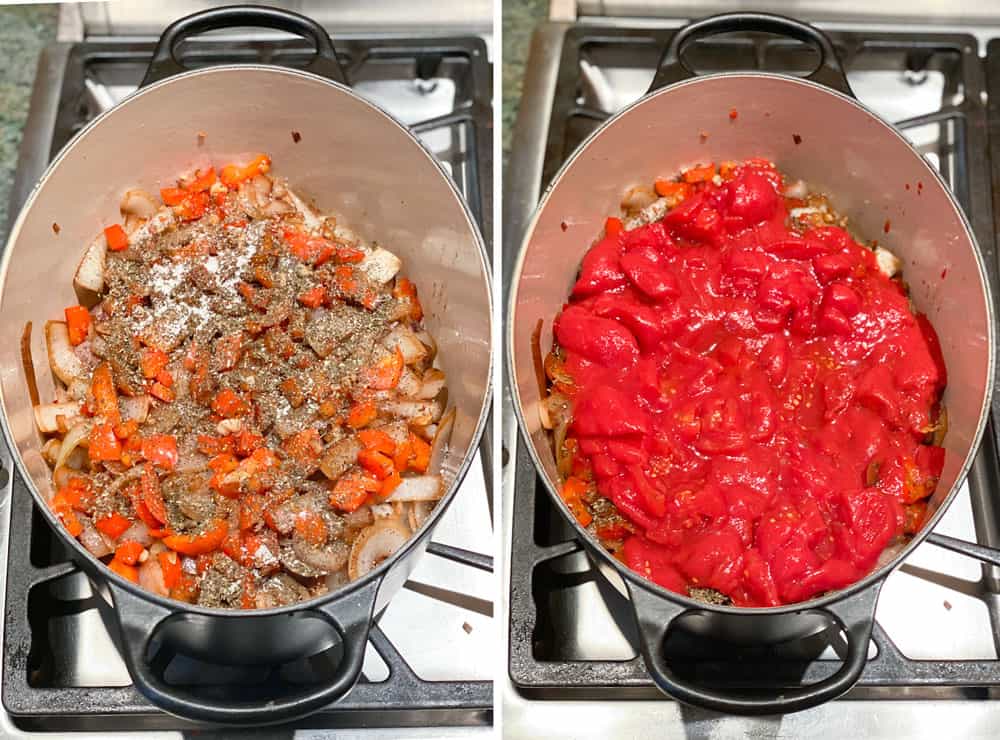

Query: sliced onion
[[67, 378, 90, 401], [414, 330, 437, 361], [386, 475, 443, 502], [429, 407, 455, 473], [55, 422, 91, 470], [41, 438, 60, 466], [79, 517, 113, 558], [348, 520, 410, 580], [325, 570, 350, 592], [52, 465, 83, 489], [34, 402, 82, 434], [343, 506, 373, 529], [45, 321, 85, 385], [261, 199, 293, 216], [292, 537, 349, 575], [396, 367, 422, 397], [320, 437, 362, 480], [284, 188, 323, 231], [381, 398, 442, 426], [121, 520, 153, 547], [415, 368, 445, 400], [382, 325, 428, 365], [74, 236, 106, 294], [120, 394, 151, 423], [21, 321, 40, 407], [370, 503, 395, 519], [408, 501, 433, 532], [130, 207, 175, 244], [138, 555, 168, 596], [120, 189, 158, 219], [359, 247, 401, 286], [784, 179, 808, 199]]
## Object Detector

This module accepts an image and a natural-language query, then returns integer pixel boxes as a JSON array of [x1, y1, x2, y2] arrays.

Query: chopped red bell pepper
[[358, 449, 394, 480], [211, 388, 249, 418], [94, 511, 132, 539], [141, 435, 178, 470], [139, 348, 169, 379], [367, 347, 403, 390], [347, 399, 377, 428], [162, 518, 229, 556], [104, 224, 129, 251], [298, 285, 327, 308], [109, 556, 139, 583], [115, 540, 145, 565], [89, 422, 122, 462], [90, 362, 120, 424], [359, 429, 396, 456], [329, 471, 380, 512], [158, 550, 182, 589], [64, 305, 91, 345]]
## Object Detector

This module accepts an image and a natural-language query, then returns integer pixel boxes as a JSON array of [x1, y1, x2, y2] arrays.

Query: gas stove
[[503, 8, 1000, 739], [0, 6, 493, 738]]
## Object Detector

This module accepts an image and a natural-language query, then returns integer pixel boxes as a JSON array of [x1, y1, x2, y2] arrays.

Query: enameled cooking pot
[[0, 5, 491, 726], [508, 13, 995, 715]]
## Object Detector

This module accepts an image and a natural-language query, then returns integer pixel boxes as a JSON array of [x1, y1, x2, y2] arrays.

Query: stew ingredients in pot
[[544, 158, 947, 608], [32, 155, 452, 609]]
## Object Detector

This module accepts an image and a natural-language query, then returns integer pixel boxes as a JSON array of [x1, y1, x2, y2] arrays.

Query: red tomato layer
[[553, 159, 946, 607]]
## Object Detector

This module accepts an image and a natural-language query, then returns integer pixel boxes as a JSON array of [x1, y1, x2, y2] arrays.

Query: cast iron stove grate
[[509, 24, 1000, 700], [3, 33, 493, 731]]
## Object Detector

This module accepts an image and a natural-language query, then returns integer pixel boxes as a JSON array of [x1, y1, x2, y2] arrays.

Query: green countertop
[[502, 0, 546, 163], [0, 3, 58, 235]]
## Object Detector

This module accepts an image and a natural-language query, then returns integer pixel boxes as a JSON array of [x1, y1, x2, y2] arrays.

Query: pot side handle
[[109, 577, 380, 725], [626, 578, 882, 715], [140, 4, 347, 88], [648, 12, 853, 98]]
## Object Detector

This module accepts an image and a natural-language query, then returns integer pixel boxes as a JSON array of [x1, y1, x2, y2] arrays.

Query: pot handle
[[109, 577, 379, 725], [140, 4, 347, 88], [626, 578, 881, 715], [649, 12, 853, 97]]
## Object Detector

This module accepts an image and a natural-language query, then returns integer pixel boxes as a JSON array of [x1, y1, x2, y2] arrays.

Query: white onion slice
[[428, 407, 455, 473], [34, 402, 82, 434], [381, 399, 442, 426], [120, 189, 158, 219], [382, 325, 428, 365], [120, 394, 151, 423], [415, 369, 445, 400], [385, 475, 443, 503], [79, 518, 113, 558], [359, 247, 401, 285], [55, 422, 91, 470], [348, 520, 410, 580], [284, 188, 324, 231], [138, 555, 168, 596], [74, 236, 106, 294], [45, 321, 85, 385], [408, 501, 433, 532]]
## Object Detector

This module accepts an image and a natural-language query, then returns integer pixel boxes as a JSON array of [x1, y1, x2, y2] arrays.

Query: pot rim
[[506, 70, 997, 616], [0, 63, 494, 618]]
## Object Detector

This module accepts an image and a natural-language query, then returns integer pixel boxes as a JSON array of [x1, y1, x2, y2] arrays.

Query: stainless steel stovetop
[[503, 7, 1000, 739], [0, 4, 493, 738]]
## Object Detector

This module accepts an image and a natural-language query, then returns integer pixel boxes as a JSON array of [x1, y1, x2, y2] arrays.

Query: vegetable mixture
[[34, 155, 451, 609], [545, 158, 947, 607]]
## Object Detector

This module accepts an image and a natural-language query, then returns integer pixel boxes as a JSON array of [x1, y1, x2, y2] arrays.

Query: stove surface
[[1, 30, 492, 739], [503, 17, 1000, 740]]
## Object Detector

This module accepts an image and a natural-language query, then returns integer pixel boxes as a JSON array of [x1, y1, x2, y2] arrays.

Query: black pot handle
[[109, 577, 380, 725], [626, 578, 881, 715], [140, 4, 347, 88], [649, 12, 853, 98]]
